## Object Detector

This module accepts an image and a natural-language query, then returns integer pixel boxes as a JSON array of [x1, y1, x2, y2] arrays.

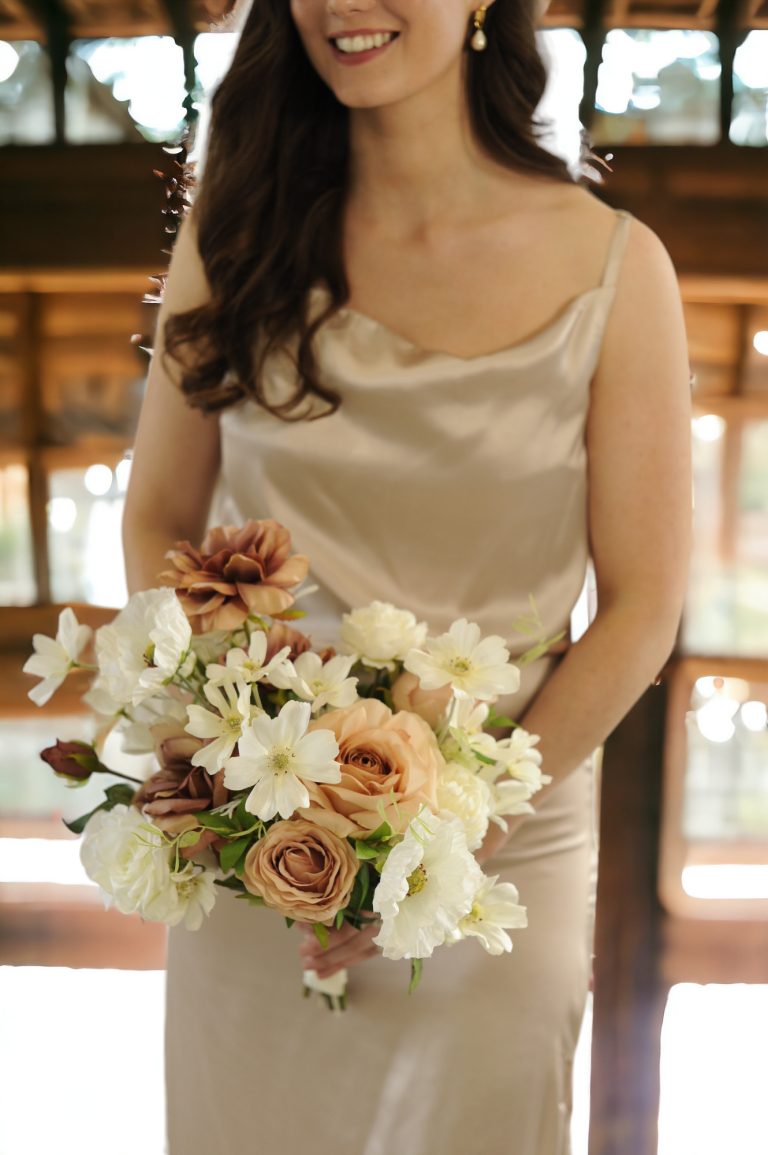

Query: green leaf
[[235, 891, 267, 907], [214, 874, 247, 893], [334, 910, 345, 930], [485, 710, 518, 730], [285, 917, 295, 929], [196, 810, 239, 836], [313, 922, 329, 949], [365, 821, 392, 843], [474, 752, 497, 766], [408, 958, 423, 995], [219, 838, 251, 875], [354, 840, 379, 861], [63, 782, 136, 835], [276, 609, 307, 621]]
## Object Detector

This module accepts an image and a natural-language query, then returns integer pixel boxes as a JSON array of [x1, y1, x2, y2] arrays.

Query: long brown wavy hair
[[164, 1, 576, 420]]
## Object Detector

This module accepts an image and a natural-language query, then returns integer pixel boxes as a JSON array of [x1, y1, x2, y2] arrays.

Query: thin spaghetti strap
[[599, 210, 633, 290]]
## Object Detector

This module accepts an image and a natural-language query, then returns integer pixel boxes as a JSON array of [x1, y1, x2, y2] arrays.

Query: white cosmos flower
[[372, 812, 483, 960], [205, 631, 292, 687], [404, 619, 520, 701], [456, 875, 528, 955], [436, 761, 493, 851], [340, 601, 427, 670], [24, 607, 92, 706], [223, 699, 341, 821], [186, 679, 253, 772], [94, 589, 192, 708], [269, 652, 358, 714]]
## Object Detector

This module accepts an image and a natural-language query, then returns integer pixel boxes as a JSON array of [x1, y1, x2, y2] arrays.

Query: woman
[[123, 1, 691, 1151]]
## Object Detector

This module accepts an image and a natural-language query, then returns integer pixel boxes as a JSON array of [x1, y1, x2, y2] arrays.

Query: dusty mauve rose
[[134, 724, 227, 856], [391, 672, 453, 729], [41, 740, 105, 781], [242, 818, 358, 924], [160, 519, 309, 634], [300, 699, 442, 838]]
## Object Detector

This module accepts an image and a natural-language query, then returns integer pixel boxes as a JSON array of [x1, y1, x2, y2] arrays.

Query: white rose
[[80, 805, 172, 916], [95, 589, 192, 708], [340, 601, 427, 670], [437, 761, 493, 851]]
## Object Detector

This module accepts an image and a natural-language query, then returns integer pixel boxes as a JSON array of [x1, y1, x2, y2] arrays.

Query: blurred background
[[0, 1, 767, 1153]]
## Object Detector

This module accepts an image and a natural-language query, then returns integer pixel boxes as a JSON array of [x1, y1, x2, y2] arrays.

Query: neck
[[347, 70, 501, 237]]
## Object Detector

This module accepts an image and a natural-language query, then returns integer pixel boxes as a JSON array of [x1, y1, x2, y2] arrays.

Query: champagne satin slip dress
[[164, 209, 632, 1155]]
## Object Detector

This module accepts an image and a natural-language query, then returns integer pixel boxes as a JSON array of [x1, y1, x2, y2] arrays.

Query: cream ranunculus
[[340, 601, 427, 670], [372, 812, 484, 960], [436, 761, 493, 851], [79, 805, 173, 916], [242, 818, 359, 925], [299, 699, 441, 838]]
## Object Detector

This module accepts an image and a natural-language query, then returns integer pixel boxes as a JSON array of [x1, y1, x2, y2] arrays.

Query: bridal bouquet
[[24, 519, 551, 1006]]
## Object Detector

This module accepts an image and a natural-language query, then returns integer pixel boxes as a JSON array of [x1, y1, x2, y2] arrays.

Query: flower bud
[[41, 740, 104, 782]]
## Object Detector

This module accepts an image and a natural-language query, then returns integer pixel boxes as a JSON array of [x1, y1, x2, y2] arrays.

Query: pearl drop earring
[[471, 6, 488, 51]]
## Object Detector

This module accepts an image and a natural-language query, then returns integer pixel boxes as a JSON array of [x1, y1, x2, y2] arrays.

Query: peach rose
[[160, 519, 309, 634], [390, 671, 452, 729], [242, 818, 358, 925], [299, 699, 442, 838]]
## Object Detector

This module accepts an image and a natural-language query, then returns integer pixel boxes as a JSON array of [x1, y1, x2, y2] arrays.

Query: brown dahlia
[[160, 519, 309, 634]]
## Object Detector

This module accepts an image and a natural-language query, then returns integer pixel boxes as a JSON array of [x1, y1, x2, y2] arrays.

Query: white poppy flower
[[340, 601, 427, 670], [456, 875, 528, 955], [436, 761, 493, 851], [94, 589, 191, 708], [269, 651, 358, 714], [205, 631, 292, 687], [24, 607, 92, 706], [186, 679, 253, 773], [372, 812, 483, 960], [404, 619, 520, 701], [223, 699, 341, 821]]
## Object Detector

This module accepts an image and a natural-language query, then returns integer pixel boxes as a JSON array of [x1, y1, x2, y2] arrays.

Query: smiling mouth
[[330, 31, 399, 55]]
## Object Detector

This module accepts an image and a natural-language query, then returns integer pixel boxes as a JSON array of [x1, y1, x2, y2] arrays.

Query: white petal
[[185, 705, 224, 740], [273, 699, 311, 746], [223, 755, 263, 791], [244, 776, 280, 821], [273, 773, 310, 819], [27, 675, 64, 707]]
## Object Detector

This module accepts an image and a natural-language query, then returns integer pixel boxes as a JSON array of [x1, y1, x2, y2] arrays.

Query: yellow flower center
[[268, 746, 293, 775], [226, 714, 243, 733], [406, 864, 428, 896], [449, 656, 472, 674]]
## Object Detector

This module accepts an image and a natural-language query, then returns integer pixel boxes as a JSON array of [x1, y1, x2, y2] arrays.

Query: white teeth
[[335, 31, 395, 54]]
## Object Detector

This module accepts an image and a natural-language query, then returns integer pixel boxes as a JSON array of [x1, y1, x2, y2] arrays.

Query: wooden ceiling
[[0, 0, 766, 40]]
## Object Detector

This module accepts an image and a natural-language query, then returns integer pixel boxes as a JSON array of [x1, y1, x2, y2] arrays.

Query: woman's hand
[[298, 920, 381, 979]]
